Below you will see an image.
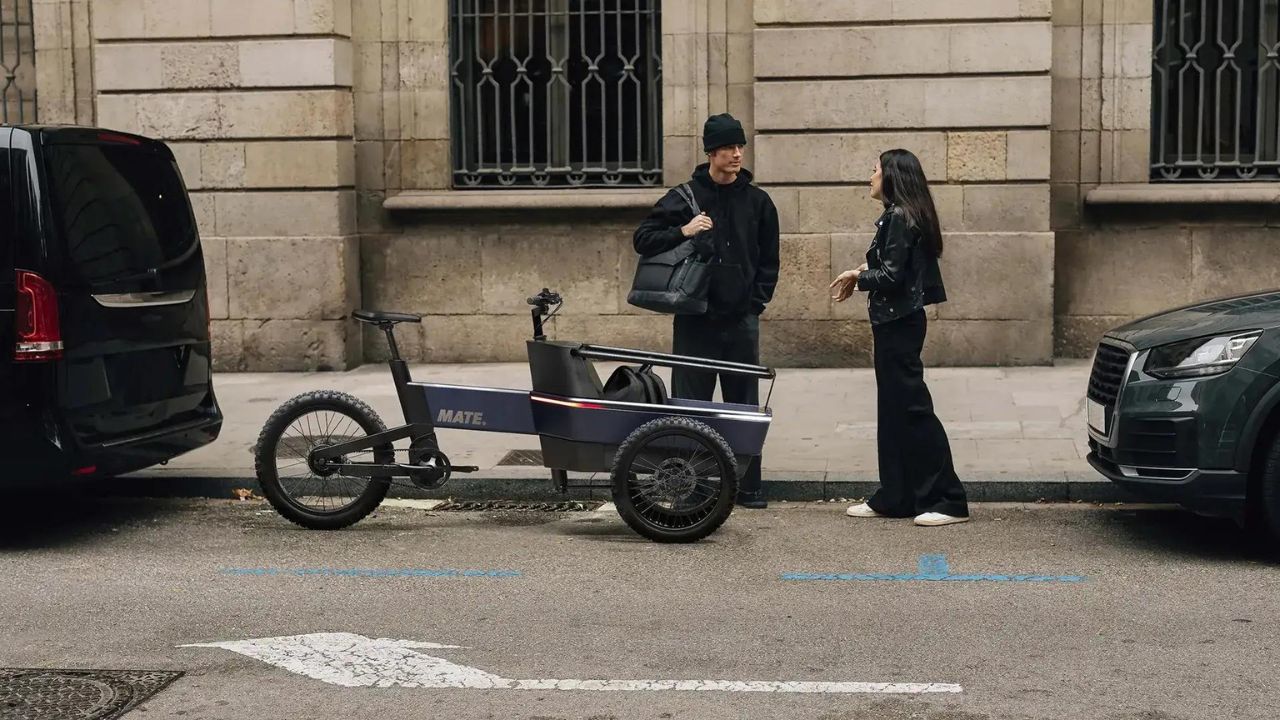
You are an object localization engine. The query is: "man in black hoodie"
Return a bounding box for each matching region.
[632,113,781,509]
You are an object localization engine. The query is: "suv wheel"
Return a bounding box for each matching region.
[1256,435,1280,551]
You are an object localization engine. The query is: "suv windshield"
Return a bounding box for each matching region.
[42,143,200,292]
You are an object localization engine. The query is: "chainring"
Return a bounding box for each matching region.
[408,448,453,489]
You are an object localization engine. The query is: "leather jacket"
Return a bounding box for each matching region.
[856,205,947,326]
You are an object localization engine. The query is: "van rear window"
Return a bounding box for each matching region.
[42,144,200,290]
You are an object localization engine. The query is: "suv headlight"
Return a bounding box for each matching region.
[1145,331,1262,379]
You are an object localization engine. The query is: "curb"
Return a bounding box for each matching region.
[109,471,1134,504]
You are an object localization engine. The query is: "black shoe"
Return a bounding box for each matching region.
[736,492,768,509]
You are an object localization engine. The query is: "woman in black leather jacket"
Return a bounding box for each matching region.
[829,149,970,527]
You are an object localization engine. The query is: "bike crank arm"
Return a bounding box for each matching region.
[328,462,480,478]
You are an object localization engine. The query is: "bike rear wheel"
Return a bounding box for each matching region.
[254,391,393,530]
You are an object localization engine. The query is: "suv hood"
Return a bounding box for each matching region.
[1107,290,1280,350]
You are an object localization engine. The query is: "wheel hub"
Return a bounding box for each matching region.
[307,442,343,477]
[652,457,698,500]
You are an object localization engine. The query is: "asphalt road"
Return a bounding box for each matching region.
[1,494,1277,720]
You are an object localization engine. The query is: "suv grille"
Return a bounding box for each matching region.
[1087,342,1131,406]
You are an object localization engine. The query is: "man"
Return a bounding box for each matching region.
[632,113,781,508]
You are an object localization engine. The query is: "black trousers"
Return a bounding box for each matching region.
[671,313,763,496]
[867,310,969,518]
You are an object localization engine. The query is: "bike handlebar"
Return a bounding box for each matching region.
[527,288,562,307]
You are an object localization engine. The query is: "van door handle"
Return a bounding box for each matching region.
[91,289,197,308]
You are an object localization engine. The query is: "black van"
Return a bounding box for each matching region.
[0,126,221,484]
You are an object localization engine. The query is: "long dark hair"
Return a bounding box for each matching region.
[879,149,943,257]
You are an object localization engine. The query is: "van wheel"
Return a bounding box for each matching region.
[611,416,737,543]
[254,391,393,530]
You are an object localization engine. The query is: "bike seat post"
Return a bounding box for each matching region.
[380,322,431,429]
[381,322,402,361]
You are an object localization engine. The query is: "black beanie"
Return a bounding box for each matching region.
[702,113,747,152]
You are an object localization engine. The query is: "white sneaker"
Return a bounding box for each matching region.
[913,512,970,527]
[845,503,886,518]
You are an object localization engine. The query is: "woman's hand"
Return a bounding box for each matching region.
[830,264,870,302]
[830,268,861,302]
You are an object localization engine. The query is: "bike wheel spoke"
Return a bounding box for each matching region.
[272,408,381,515]
[621,428,737,532]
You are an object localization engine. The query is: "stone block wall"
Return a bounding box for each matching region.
[84,0,359,371]
[36,0,1259,368]
[31,0,91,124]
[349,0,450,223]
[751,0,1056,365]
[363,0,1058,368]
[1049,1,1280,357]
[360,214,668,363]
[1050,0,1153,243]
[355,0,782,365]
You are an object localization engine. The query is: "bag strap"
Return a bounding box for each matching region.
[637,364,664,404]
[674,182,700,216]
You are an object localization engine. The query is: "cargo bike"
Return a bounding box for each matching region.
[253,289,775,543]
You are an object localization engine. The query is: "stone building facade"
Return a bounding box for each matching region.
[15,0,1280,370]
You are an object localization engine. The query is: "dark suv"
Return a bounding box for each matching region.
[0,126,221,484]
[1086,291,1280,541]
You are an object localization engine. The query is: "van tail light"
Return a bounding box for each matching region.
[14,270,64,362]
[97,131,142,145]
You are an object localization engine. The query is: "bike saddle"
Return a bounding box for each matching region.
[352,309,422,324]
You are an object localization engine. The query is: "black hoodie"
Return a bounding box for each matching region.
[633,164,780,317]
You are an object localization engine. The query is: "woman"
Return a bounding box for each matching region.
[829,149,969,527]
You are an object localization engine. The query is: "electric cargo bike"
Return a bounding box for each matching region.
[253,290,775,543]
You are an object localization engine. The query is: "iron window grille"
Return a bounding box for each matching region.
[1152,0,1280,181]
[1,0,36,123]
[449,0,663,189]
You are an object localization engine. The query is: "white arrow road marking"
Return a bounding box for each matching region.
[182,632,962,695]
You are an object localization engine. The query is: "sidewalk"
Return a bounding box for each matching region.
[123,360,1126,503]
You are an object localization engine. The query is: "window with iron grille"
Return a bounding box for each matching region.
[1152,1,1280,181]
[449,0,662,189]
[1,0,37,123]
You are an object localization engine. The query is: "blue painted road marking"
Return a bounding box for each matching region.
[781,555,1084,583]
[917,554,949,577]
[221,568,522,578]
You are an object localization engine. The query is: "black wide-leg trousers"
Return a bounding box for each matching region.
[866,310,969,518]
[670,313,763,496]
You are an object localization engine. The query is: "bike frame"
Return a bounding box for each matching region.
[307,322,450,478]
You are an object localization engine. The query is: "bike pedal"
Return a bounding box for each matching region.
[453,465,480,473]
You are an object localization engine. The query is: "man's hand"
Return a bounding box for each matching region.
[681,212,714,238]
